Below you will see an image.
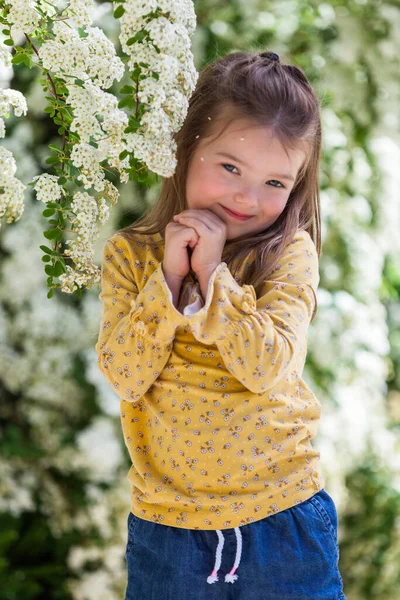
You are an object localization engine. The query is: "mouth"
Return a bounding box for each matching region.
[220,205,254,221]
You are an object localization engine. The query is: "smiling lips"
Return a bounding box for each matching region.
[221,205,254,220]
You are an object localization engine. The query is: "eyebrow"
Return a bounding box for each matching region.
[216,152,295,182]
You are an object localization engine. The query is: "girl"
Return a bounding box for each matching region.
[96,51,346,600]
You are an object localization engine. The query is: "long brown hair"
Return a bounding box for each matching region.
[116,50,322,297]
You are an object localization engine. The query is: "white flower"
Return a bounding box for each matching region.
[32,174,63,204]
[0,88,28,136]
[85,27,125,89]
[0,46,12,68]
[70,143,106,191]
[0,147,25,228]
[118,0,198,176]
[66,0,94,28]
[0,89,28,118]
[7,0,40,38]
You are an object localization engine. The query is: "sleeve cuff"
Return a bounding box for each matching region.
[186,262,257,344]
[183,282,205,315]
[128,262,189,342]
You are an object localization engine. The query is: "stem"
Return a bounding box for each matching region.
[52,4,71,19]
[25,33,68,168]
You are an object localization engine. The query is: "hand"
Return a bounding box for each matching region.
[163,219,200,281]
[172,208,227,279]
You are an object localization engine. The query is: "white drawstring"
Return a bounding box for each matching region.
[207,527,243,584]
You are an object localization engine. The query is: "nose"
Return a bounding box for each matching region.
[234,185,258,207]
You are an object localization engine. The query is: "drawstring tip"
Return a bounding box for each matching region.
[208,527,242,585]
[224,572,239,583]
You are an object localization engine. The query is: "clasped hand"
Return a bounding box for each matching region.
[173,208,227,279]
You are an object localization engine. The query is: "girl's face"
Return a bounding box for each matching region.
[185,117,306,240]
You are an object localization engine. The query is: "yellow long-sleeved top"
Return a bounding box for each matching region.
[95,229,325,530]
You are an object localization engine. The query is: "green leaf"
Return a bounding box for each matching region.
[129,67,141,81]
[43,228,59,240]
[20,54,32,67]
[43,228,62,241]
[45,156,59,165]
[4,39,14,46]
[47,288,55,298]
[118,96,136,109]
[12,54,27,65]
[54,261,65,277]
[45,264,55,276]
[113,5,125,18]
[35,5,47,17]
[120,85,134,94]
[127,31,146,46]
[48,144,61,153]
[119,150,129,160]
[42,255,51,262]
[40,245,55,255]
[118,96,130,109]
[2,29,10,35]
[42,208,56,217]
[58,177,67,185]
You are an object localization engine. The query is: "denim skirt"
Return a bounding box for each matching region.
[124,488,346,600]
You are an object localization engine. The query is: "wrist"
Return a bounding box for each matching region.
[196,268,217,302]
[161,263,184,309]
[196,264,219,286]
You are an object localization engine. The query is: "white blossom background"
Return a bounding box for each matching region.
[1,0,400,599]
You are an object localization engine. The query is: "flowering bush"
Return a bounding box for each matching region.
[1,1,400,599]
[0,0,198,296]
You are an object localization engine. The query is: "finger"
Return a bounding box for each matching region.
[175,211,226,232]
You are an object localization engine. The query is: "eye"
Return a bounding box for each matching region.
[222,163,239,174]
[222,164,285,188]
[268,180,285,188]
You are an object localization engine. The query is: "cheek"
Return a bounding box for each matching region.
[189,168,226,200]
[261,194,288,215]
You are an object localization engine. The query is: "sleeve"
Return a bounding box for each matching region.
[185,229,319,394]
[95,234,188,402]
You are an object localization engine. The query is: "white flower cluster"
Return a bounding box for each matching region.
[39,22,124,90]
[34,17,127,291]
[0,147,25,230]
[32,173,63,203]
[58,179,118,293]
[70,143,106,191]
[0,88,27,229]
[0,46,12,68]
[0,88,28,138]
[3,0,199,293]
[34,0,93,27]
[6,0,40,38]
[66,0,94,28]
[117,0,198,176]
[66,81,129,188]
